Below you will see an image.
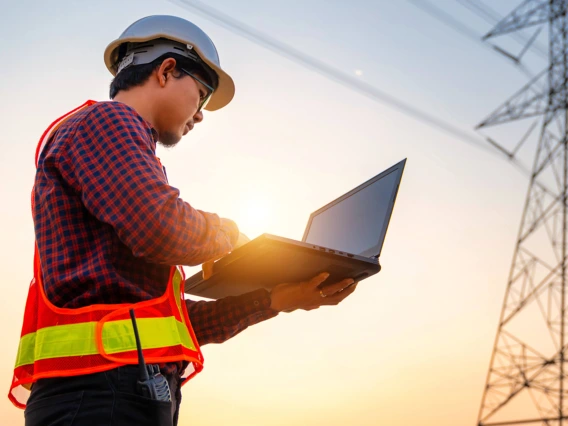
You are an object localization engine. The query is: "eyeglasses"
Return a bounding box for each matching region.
[180,68,215,112]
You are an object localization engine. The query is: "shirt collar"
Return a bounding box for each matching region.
[113,101,159,149]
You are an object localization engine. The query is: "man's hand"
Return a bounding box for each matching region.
[202,232,251,280]
[269,272,357,313]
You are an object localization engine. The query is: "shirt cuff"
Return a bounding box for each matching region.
[241,288,279,322]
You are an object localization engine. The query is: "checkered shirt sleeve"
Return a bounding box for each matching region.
[186,289,279,345]
[58,102,238,267]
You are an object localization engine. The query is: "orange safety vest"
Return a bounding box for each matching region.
[9,101,204,409]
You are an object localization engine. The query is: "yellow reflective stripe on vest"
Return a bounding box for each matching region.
[15,316,195,368]
[102,316,195,354]
[172,269,183,314]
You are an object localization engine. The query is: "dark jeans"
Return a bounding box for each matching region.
[24,365,181,426]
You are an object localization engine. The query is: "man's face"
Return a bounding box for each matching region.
[154,61,211,147]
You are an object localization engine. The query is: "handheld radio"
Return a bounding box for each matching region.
[129,309,172,402]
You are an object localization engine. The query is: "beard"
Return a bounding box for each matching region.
[158,131,181,148]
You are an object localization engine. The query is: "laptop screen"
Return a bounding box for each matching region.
[302,160,405,258]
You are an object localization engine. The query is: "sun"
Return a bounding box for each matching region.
[236,195,272,239]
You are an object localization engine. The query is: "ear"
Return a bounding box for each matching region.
[155,58,177,87]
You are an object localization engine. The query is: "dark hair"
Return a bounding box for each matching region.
[109,52,218,99]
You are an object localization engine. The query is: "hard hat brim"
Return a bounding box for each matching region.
[104,35,235,111]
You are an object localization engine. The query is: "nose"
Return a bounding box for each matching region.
[193,110,204,124]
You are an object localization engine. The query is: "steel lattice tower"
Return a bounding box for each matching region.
[478,1,568,425]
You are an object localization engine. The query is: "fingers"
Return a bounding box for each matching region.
[307,272,330,288]
[324,283,358,305]
[202,254,227,280]
[320,278,354,296]
[202,260,215,280]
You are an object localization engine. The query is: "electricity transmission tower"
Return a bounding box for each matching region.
[477,1,568,425]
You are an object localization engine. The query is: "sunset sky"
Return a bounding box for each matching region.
[0,1,554,425]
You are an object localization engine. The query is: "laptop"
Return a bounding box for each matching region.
[184,159,406,299]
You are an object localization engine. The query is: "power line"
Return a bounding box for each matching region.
[167,0,525,162]
[400,0,546,176]
[168,0,536,179]
[458,0,503,22]
[407,0,489,43]
[405,0,538,80]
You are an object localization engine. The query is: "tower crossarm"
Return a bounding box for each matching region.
[477,69,549,128]
[483,0,551,40]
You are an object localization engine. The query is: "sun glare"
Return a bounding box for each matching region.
[237,196,272,238]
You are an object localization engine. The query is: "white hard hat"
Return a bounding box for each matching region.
[104,15,235,111]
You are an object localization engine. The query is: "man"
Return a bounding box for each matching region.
[11,15,357,426]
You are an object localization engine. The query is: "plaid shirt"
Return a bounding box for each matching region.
[33,101,278,350]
